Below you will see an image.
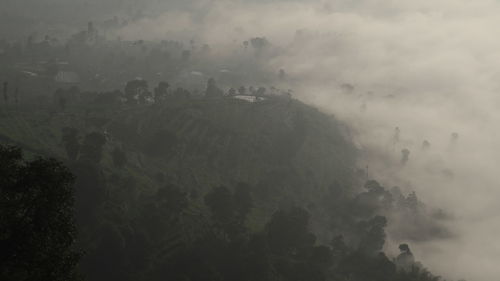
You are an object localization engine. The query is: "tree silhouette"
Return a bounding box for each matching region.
[205,186,234,225]
[62,127,80,161]
[124,79,149,105]
[401,148,410,165]
[205,78,223,98]
[395,244,415,271]
[238,86,246,95]
[111,147,127,168]
[0,145,81,281]
[266,207,316,256]
[154,81,169,103]
[358,216,387,255]
[233,183,253,222]
[205,185,254,240]
[3,81,8,104]
[80,132,107,163]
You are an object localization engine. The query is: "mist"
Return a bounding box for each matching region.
[106,1,500,280]
[3,0,500,280]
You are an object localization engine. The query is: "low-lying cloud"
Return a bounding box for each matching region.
[113,1,500,280]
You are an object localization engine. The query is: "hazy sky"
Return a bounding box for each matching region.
[5,0,500,280]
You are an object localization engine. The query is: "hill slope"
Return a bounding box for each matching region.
[0,94,443,281]
[0,94,358,223]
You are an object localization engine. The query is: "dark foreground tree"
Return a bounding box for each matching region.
[0,145,81,281]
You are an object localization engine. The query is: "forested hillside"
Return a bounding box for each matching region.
[0,85,444,281]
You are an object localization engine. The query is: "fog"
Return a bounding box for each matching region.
[4,0,500,280]
[108,1,500,280]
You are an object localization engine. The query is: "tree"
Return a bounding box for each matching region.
[154,81,169,103]
[143,130,177,158]
[0,145,81,281]
[233,183,253,221]
[249,86,256,95]
[330,235,349,259]
[173,87,191,99]
[401,148,410,165]
[422,140,430,150]
[227,88,236,97]
[404,192,419,212]
[353,180,393,216]
[111,147,127,168]
[14,87,19,105]
[62,127,80,161]
[157,184,188,218]
[141,184,188,242]
[358,216,387,255]
[256,87,267,97]
[266,207,316,256]
[250,37,270,54]
[279,69,286,80]
[205,78,223,98]
[393,127,400,145]
[395,244,415,271]
[3,81,8,104]
[204,185,253,240]
[124,79,149,105]
[83,223,126,281]
[237,86,246,95]
[80,132,107,163]
[54,88,67,111]
[70,159,106,228]
[205,186,234,225]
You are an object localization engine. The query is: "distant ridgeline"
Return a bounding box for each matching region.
[0,82,449,281]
